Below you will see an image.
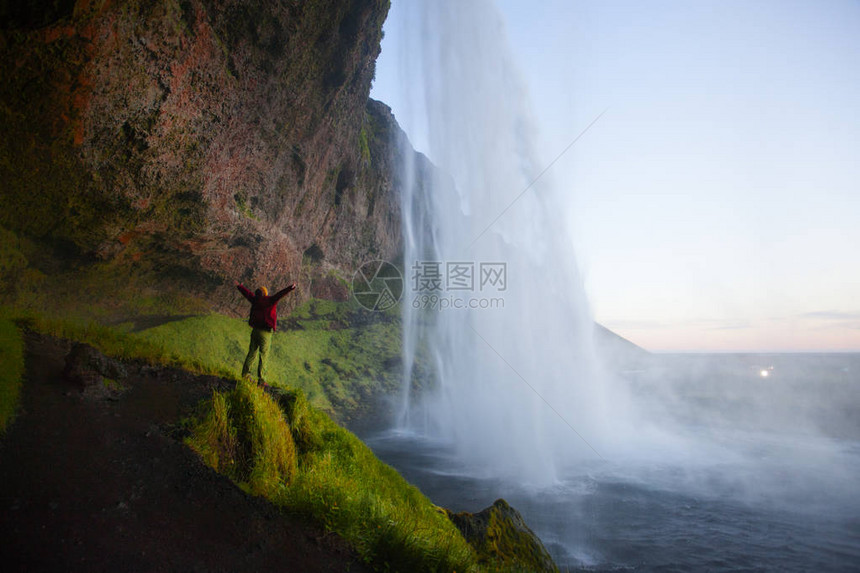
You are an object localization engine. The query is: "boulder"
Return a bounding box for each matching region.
[444,498,559,573]
[63,343,128,389]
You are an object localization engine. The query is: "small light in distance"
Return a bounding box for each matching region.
[760,369,770,378]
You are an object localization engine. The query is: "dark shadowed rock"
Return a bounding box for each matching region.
[63,342,128,389]
[444,498,559,573]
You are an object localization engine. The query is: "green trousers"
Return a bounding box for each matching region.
[242,327,272,382]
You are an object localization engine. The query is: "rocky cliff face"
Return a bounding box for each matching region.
[0,0,402,299]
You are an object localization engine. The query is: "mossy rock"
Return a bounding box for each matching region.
[445,498,559,573]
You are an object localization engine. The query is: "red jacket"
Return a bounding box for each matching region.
[237,284,295,331]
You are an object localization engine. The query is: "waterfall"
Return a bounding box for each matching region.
[397,0,607,485]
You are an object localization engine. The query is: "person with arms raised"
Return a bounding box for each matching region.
[236,281,297,386]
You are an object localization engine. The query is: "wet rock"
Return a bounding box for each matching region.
[444,498,559,573]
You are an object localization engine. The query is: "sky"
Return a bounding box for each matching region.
[370,0,860,353]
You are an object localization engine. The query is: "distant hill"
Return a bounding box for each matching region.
[593,322,651,371]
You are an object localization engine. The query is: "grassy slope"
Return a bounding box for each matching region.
[1,227,401,420]
[135,301,401,417]
[0,228,543,572]
[187,379,476,571]
[6,301,402,422]
[0,231,479,570]
[0,306,478,571]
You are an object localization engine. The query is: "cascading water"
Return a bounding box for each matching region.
[397,0,609,485]
[372,3,860,568]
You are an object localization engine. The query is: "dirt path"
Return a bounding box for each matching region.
[0,332,368,572]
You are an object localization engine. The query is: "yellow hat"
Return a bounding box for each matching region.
[259,286,268,296]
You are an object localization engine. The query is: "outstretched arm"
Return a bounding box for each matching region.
[271,282,297,302]
[236,282,254,302]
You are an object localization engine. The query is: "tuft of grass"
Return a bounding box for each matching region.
[190,391,237,470]
[188,379,297,496]
[0,317,25,434]
[278,408,477,572]
[275,387,323,453]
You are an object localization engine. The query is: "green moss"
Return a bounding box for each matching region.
[233,191,259,220]
[359,124,371,165]
[0,316,25,434]
[485,503,557,572]
[101,377,124,391]
[446,500,559,573]
[327,268,350,290]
